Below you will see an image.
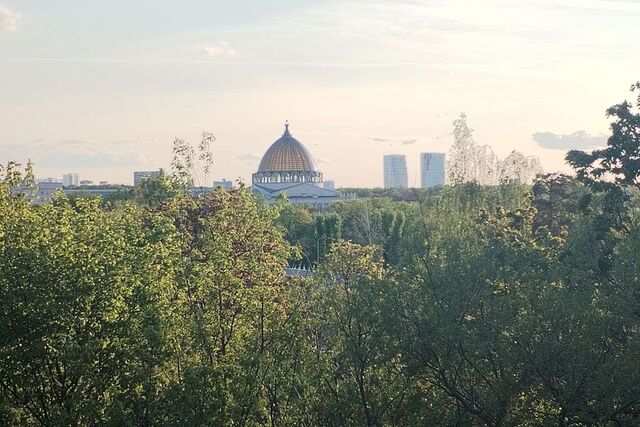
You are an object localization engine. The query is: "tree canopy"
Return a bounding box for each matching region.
[3,86,640,425]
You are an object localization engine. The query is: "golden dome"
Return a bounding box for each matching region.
[257,123,318,172]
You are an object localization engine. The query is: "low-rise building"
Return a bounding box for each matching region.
[36,180,63,204]
[213,179,234,190]
[133,170,162,186]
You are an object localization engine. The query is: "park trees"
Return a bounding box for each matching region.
[4,83,640,425]
[153,188,293,425]
[448,114,542,186]
[531,173,591,234]
[567,82,640,192]
[0,166,296,425]
[293,242,414,426]
[392,189,546,425]
[0,186,171,424]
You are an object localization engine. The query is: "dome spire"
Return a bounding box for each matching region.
[284,120,290,136]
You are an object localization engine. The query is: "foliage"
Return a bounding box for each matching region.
[312,211,342,264]
[448,113,499,185]
[448,113,542,185]
[135,172,182,206]
[0,160,36,201]
[0,170,294,425]
[171,131,215,188]
[3,168,640,425]
[567,82,640,191]
[4,88,640,424]
[531,173,591,234]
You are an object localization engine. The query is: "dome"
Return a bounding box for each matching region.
[253,123,323,185]
[257,123,318,172]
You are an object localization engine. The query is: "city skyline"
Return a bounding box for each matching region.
[1,1,639,186]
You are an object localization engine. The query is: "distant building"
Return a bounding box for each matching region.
[323,180,335,190]
[251,123,342,210]
[213,179,234,190]
[420,152,446,188]
[62,173,79,187]
[383,154,408,189]
[79,180,93,186]
[133,170,162,186]
[36,180,63,204]
[99,180,108,185]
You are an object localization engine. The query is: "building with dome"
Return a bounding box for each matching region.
[252,123,342,209]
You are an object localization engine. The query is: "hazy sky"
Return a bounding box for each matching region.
[1,0,638,186]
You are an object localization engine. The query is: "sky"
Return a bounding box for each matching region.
[0,0,639,187]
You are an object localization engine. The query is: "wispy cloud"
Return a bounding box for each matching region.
[532,130,608,150]
[238,153,261,165]
[552,0,640,13]
[401,138,417,145]
[0,139,149,168]
[369,137,390,143]
[0,57,484,69]
[0,4,21,32]
[197,41,235,57]
[106,136,157,146]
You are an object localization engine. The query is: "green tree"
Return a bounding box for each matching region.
[0,191,169,425]
[312,212,342,264]
[306,242,413,426]
[381,208,405,265]
[567,82,640,192]
[531,172,591,234]
[135,172,182,206]
[400,207,537,425]
[151,189,294,425]
[274,198,314,267]
[171,131,215,188]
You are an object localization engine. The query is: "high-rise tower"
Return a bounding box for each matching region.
[420,152,446,188]
[383,154,408,189]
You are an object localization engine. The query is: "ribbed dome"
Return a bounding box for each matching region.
[257,124,318,172]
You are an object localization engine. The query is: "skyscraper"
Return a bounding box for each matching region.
[383,154,408,189]
[62,173,79,187]
[420,153,446,188]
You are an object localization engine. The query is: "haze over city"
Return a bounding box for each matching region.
[1,0,639,186]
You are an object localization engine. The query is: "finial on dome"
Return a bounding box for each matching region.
[284,120,290,136]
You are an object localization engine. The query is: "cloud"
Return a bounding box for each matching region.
[317,157,332,165]
[107,136,157,146]
[197,41,235,57]
[0,5,21,32]
[238,153,261,165]
[0,139,150,168]
[555,0,640,13]
[532,130,608,150]
[369,137,390,143]
[401,138,417,145]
